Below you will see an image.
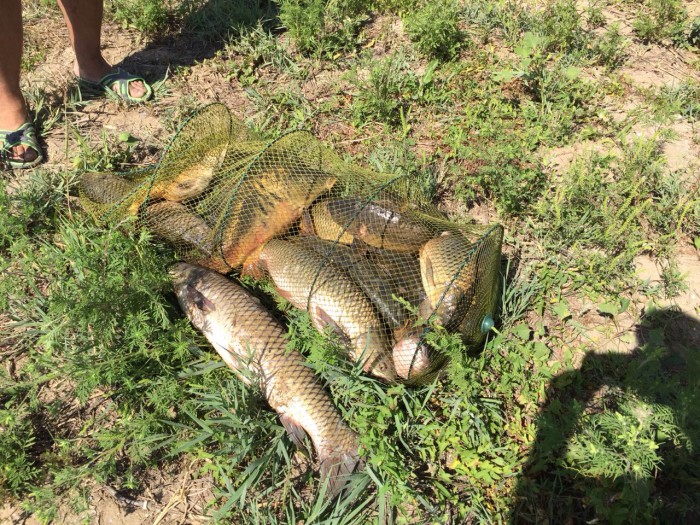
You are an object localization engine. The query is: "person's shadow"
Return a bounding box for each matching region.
[510,306,700,524]
[117,0,279,90]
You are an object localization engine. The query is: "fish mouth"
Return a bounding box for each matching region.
[168,262,192,279]
[367,355,398,382]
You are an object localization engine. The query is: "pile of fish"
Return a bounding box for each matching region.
[79,103,504,498]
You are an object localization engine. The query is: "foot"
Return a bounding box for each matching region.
[0,97,39,165]
[74,58,148,100]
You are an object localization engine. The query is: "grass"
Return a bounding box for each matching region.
[2,0,700,523]
[403,0,467,61]
[349,51,447,129]
[632,0,688,45]
[276,0,367,57]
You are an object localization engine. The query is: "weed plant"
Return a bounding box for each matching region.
[632,0,688,44]
[182,0,278,40]
[652,81,700,121]
[536,0,588,54]
[4,1,700,523]
[403,0,466,61]
[109,0,173,35]
[226,23,301,86]
[532,134,696,289]
[276,0,367,57]
[350,52,446,128]
[593,25,628,70]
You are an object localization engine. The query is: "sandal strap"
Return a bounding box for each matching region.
[91,68,153,102]
[0,122,43,169]
[0,122,37,149]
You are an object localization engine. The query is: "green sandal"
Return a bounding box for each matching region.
[78,68,153,104]
[0,122,43,170]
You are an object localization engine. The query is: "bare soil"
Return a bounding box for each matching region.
[0,464,215,525]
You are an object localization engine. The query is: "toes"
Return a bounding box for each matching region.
[107,79,147,99]
[128,80,147,99]
[10,144,38,163]
[108,79,147,100]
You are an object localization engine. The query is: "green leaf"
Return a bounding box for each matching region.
[618,297,630,314]
[513,323,531,341]
[597,301,619,316]
[492,68,521,82]
[553,301,571,321]
[694,236,700,251]
[620,332,636,346]
[562,66,580,80]
[422,59,439,85]
[516,32,546,56]
[533,342,550,361]
[118,132,139,145]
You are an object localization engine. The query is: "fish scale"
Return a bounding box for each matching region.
[297,236,411,329]
[170,263,360,498]
[257,239,397,382]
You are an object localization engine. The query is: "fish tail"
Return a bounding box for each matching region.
[319,450,362,500]
[300,207,315,235]
[240,245,266,278]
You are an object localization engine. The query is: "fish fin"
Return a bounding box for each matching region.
[300,208,315,236]
[195,255,230,274]
[241,247,265,279]
[313,307,348,342]
[358,223,368,238]
[276,286,294,303]
[424,255,436,290]
[279,414,311,452]
[319,451,363,500]
[186,284,216,313]
[392,322,416,342]
[322,175,337,192]
[349,237,371,256]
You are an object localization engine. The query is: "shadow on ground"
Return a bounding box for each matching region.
[117,0,278,87]
[511,307,700,523]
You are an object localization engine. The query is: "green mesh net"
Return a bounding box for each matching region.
[79,103,504,384]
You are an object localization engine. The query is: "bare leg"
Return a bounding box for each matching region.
[0,0,38,163]
[56,0,146,98]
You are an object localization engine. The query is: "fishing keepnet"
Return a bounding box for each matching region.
[79,103,504,384]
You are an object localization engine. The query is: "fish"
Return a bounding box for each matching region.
[144,201,214,255]
[256,239,397,382]
[453,226,503,346]
[143,202,230,273]
[419,233,477,328]
[303,201,354,245]
[218,166,336,268]
[170,263,361,498]
[392,328,433,381]
[148,143,228,202]
[80,171,150,216]
[366,247,426,309]
[80,141,225,220]
[298,237,411,330]
[325,198,436,252]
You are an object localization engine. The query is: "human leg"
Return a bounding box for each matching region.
[0,0,40,165]
[57,0,149,100]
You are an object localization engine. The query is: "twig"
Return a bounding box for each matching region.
[337,134,382,144]
[152,459,200,525]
